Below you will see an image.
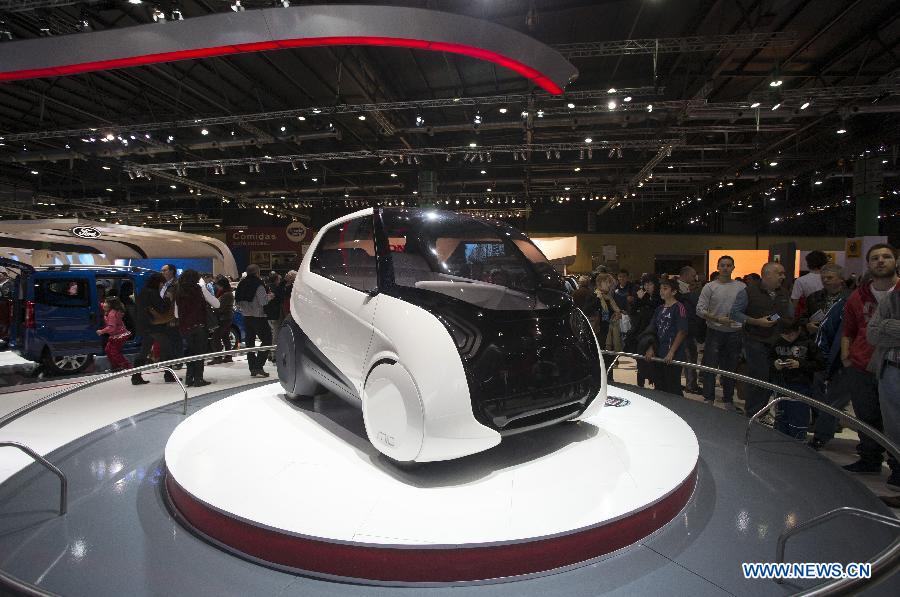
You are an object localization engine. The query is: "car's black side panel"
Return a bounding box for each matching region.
[382,285,603,433]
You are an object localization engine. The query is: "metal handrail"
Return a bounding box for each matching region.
[0,345,275,597]
[0,345,276,516]
[775,507,900,589]
[0,442,66,515]
[601,349,900,596]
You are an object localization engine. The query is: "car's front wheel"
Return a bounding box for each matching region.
[43,350,94,376]
[362,361,425,463]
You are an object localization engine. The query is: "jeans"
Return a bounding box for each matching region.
[183,326,207,384]
[843,366,891,466]
[655,362,683,396]
[164,326,184,361]
[775,382,811,439]
[742,337,772,417]
[683,337,698,389]
[879,364,900,461]
[812,368,849,443]
[243,316,272,372]
[701,330,742,403]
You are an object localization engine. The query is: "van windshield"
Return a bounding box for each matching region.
[381,209,559,311]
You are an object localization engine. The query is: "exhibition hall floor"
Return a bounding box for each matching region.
[0,375,897,595]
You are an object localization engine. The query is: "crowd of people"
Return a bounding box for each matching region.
[572,245,900,504]
[99,263,296,388]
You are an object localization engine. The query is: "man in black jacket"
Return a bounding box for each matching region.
[730,262,792,417]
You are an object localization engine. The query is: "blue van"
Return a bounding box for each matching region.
[2,259,245,376]
[3,260,153,375]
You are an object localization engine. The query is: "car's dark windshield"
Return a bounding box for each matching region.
[381,209,559,311]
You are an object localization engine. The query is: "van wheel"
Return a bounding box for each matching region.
[43,350,93,376]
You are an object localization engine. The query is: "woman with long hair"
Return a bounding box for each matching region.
[629,274,662,388]
[132,272,173,384]
[175,269,220,387]
[208,277,235,365]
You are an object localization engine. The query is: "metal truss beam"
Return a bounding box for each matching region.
[137,139,685,172]
[0,88,662,142]
[0,0,97,12]
[555,32,798,58]
[122,165,243,200]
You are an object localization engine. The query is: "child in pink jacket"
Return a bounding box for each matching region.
[97,297,133,371]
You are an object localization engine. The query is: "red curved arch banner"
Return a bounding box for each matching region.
[0,6,577,95]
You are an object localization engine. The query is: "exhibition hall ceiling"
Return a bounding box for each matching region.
[0,0,897,235]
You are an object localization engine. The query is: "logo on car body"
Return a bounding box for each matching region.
[71,226,101,239]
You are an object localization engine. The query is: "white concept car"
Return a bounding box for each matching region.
[276,208,606,462]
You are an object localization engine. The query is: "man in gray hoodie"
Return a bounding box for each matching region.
[867,279,900,503]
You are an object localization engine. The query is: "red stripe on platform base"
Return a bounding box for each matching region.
[0,36,564,95]
[165,463,697,584]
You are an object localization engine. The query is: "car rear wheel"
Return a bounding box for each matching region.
[43,350,93,376]
[276,316,321,399]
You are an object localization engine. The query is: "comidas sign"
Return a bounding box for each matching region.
[285,221,308,243]
[71,226,101,239]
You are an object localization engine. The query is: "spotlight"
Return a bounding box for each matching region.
[608,148,616,158]
[836,128,847,134]
[200,128,209,135]
[291,161,299,171]
[623,96,632,103]
[379,157,389,165]
[358,115,366,121]
[415,114,425,127]
[750,102,761,108]
[771,103,781,111]
[607,100,617,110]
[554,150,560,160]
[769,79,783,87]
[546,150,552,160]
[499,107,508,114]
[473,112,482,126]
[302,161,308,170]
[607,87,617,93]
[800,101,810,110]
[231,1,244,12]
[647,104,653,113]
[486,152,492,163]
[584,137,592,144]
[567,102,575,109]
[536,110,544,118]
[616,148,623,158]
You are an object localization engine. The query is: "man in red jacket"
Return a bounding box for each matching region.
[841,243,900,475]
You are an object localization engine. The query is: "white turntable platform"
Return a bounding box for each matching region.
[164,384,698,584]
